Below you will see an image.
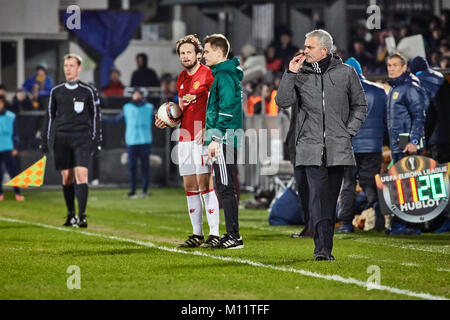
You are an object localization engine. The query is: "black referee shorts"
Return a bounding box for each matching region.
[53,132,91,171]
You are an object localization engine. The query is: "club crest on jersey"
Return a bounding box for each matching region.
[193,81,200,90]
[74,101,84,113]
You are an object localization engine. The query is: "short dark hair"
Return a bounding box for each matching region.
[387,53,407,65]
[36,65,47,73]
[0,95,6,105]
[204,34,230,58]
[176,34,203,55]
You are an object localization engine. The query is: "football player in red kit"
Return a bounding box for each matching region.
[155,35,220,248]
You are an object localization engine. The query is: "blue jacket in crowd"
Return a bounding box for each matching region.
[387,72,427,154]
[22,74,54,97]
[410,56,449,146]
[103,99,154,146]
[345,57,387,153]
[0,110,19,152]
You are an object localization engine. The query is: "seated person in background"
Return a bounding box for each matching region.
[102,68,125,97]
[22,65,54,109]
[11,89,38,150]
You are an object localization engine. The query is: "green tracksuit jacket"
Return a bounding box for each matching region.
[205,57,244,148]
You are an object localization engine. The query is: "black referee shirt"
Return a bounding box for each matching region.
[42,81,102,146]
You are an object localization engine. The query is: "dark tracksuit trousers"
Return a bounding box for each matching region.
[127,144,151,194]
[294,166,311,230]
[304,165,344,256]
[213,143,239,238]
[0,151,21,195]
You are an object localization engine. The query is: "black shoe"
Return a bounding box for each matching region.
[63,215,78,227]
[313,252,335,261]
[178,234,205,248]
[211,233,244,249]
[76,216,88,228]
[127,192,138,199]
[291,228,314,238]
[200,235,220,248]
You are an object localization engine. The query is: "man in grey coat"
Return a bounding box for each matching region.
[275,29,367,260]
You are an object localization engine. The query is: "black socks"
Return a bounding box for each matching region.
[76,183,88,219]
[63,184,75,216]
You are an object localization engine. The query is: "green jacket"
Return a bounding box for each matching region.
[205,57,244,148]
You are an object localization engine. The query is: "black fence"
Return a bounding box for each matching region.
[11,90,179,187]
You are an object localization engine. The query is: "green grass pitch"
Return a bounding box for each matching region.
[0,188,448,300]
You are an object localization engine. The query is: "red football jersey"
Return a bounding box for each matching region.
[176,64,214,141]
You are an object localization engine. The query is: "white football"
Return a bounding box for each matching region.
[157,102,182,128]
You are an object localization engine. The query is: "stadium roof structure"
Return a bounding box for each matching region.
[161,0,338,5]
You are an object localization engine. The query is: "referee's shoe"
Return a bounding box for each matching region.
[63,214,78,227]
[76,216,88,228]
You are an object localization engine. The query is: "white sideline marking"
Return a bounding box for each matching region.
[0,216,447,301]
[352,238,450,255]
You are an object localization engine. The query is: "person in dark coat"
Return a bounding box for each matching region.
[338,57,387,233]
[130,53,160,88]
[409,56,450,164]
[410,56,450,233]
[386,53,427,164]
[276,29,367,260]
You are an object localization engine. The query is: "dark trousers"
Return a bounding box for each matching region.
[304,165,344,256]
[127,144,151,194]
[339,153,384,229]
[294,166,310,229]
[429,144,450,164]
[0,151,21,195]
[213,144,239,238]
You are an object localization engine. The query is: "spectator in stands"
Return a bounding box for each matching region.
[159,73,178,104]
[352,40,375,74]
[271,26,299,70]
[22,65,53,109]
[11,89,37,150]
[440,42,450,57]
[265,45,283,74]
[0,94,24,201]
[338,57,387,234]
[429,26,445,54]
[262,83,278,116]
[440,56,450,70]
[0,84,12,110]
[102,88,154,198]
[102,68,125,97]
[430,52,442,68]
[130,53,160,88]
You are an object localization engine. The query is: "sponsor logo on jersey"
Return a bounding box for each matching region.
[182,93,197,106]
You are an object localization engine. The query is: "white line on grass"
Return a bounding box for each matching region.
[0,216,447,301]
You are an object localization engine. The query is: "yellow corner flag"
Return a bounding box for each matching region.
[4,156,47,188]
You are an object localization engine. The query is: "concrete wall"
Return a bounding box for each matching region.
[0,0,60,34]
[70,39,182,87]
[324,0,347,52]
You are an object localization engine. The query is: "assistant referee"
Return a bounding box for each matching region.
[41,54,102,228]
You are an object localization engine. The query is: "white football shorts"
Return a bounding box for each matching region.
[178,140,211,176]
